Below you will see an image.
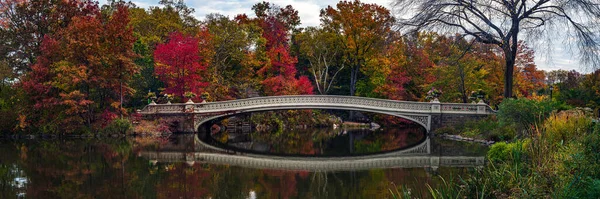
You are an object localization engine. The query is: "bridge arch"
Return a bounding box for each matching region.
[194,106,430,134]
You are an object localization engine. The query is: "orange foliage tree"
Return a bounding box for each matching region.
[320,0,395,96]
[20,3,137,132]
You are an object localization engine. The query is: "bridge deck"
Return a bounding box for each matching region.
[141,95,495,115]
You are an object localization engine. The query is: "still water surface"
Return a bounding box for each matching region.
[0,123,487,198]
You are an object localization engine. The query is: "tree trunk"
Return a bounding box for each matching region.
[458,65,467,103]
[503,47,515,99]
[504,22,520,99]
[350,64,357,96]
[120,80,123,119]
[349,62,359,121]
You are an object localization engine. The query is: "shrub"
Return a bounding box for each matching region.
[497,98,567,132]
[582,123,600,177]
[459,117,515,140]
[487,142,509,162]
[102,118,133,135]
[487,140,528,163]
[583,179,600,198]
[543,110,593,145]
[488,125,517,141]
[133,120,171,135]
[435,126,458,135]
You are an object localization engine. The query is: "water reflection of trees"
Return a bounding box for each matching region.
[0,139,160,198]
[151,162,464,199]
[0,137,476,198]
[215,125,425,156]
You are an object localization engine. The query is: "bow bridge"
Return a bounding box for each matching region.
[138,95,495,133]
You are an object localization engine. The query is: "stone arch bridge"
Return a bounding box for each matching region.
[138,95,495,133]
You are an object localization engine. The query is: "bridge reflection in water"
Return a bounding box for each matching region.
[139,134,485,172]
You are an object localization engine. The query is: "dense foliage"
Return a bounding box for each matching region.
[393,102,600,198]
[497,98,564,132]
[0,1,598,135]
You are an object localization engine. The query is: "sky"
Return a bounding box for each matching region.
[98,0,586,72]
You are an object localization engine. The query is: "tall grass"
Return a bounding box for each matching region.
[389,106,600,198]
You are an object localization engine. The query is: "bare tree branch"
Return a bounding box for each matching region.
[393,0,600,98]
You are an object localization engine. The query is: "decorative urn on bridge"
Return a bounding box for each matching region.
[469,89,487,104]
[426,87,442,103]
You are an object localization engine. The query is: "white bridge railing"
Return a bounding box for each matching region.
[140,151,485,171]
[139,95,495,115]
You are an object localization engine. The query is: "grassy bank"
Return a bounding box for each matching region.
[391,99,600,198]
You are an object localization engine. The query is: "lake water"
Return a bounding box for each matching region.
[0,112,487,198]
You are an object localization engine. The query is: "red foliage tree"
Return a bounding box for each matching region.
[256,10,313,95]
[154,32,209,100]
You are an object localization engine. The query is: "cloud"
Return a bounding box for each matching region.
[189,0,258,19]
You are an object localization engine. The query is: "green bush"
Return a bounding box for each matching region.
[583,179,600,198]
[582,123,600,177]
[102,118,133,135]
[497,99,567,132]
[448,117,516,141]
[457,117,497,137]
[487,142,508,162]
[487,140,528,163]
[489,125,517,141]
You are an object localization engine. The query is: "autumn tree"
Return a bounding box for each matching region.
[203,13,265,100]
[369,38,411,100]
[546,69,569,85]
[578,70,600,111]
[513,41,545,98]
[320,0,395,96]
[555,70,589,106]
[19,3,137,132]
[247,2,313,96]
[426,35,499,103]
[259,17,313,95]
[154,32,208,100]
[0,59,12,89]
[394,0,600,99]
[127,2,198,107]
[126,1,207,106]
[396,33,438,100]
[128,0,198,47]
[251,1,300,32]
[0,0,99,75]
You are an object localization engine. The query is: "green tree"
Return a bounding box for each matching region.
[296,27,345,94]
[128,1,198,48]
[204,13,265,100]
